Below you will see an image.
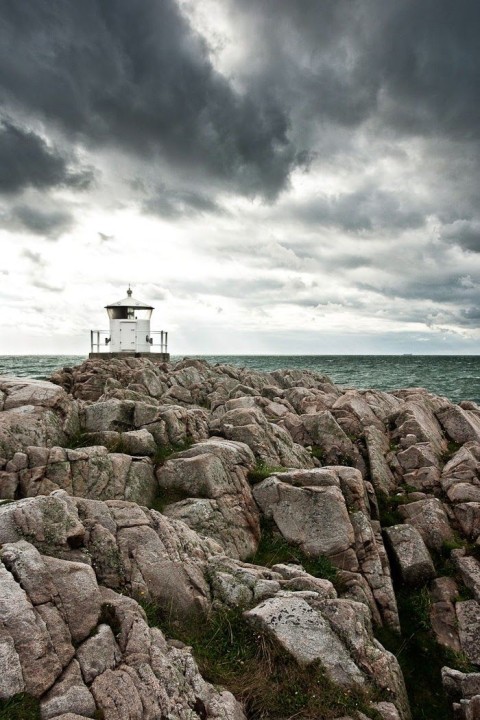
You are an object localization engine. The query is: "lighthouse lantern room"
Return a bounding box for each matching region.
[89,287,169,359]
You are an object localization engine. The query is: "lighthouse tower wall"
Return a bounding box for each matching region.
[110,318,151,353]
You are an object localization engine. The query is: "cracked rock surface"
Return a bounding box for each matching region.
[2,357,480,718]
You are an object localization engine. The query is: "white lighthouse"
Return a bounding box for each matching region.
[89,287,169,359]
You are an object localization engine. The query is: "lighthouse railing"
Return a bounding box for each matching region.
[90,330,111,353]
[148,331,168,354]
[89,329,168,354]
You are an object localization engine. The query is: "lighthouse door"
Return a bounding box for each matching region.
[119,321,136,352]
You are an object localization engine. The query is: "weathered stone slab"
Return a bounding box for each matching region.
[253,476,356,566]
[398,498,454,551]
[245,594,364,685]
[456,600,480,665]
[365,425,397,496]
[383,524,435,585]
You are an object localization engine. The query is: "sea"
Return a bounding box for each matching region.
[1,355,480,405]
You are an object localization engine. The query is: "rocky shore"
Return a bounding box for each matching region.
[1,357,480,720]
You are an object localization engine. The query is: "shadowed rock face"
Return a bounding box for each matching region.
[0,538,246,720]
[4,357,480,718]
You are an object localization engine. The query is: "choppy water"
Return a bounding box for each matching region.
[0,354,479,405]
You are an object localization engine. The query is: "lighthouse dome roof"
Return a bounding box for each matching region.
[105,287,154,310]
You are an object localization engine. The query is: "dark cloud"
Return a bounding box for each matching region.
[9,204,73,238]
[285,186,426,233]
[461,307,480,321]
[357,269,480,310]
[230,0,379,137]
[0,119,94,195]
[0,0,298,198]
[372,2,480,140]
[441,221,480,253]
[234,0,480,143]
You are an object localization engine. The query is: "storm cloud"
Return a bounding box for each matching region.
[2,0,480,353]
[8,204,73,238]
[0,119,93,195]
[0,0,299,198]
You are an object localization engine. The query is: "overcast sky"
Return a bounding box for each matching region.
[1,0,480,355]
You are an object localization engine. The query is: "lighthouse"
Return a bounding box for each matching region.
[89,287,169,359]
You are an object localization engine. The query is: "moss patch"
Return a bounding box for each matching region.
[247,519,338,585]
[152,441,193,466]
[0,694,40,720]
[310,446,325,462]
[247,463,288,484]
[64,430,96,449]
[377,491,412,527]
[441,441,462,463]
[149,488,190,514]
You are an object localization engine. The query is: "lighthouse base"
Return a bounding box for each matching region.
[88,352,170,361]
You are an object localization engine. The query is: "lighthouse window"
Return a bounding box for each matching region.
[127,307,134,319]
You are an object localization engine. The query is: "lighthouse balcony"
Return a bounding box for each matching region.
[89,329,170,360]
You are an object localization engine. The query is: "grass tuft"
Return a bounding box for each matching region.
[140,604,383,720]
[152,441,193,466]
[310,446,325,462]
[0,694,40,720]
[247,519,338,585]
[441,441,462,464]
[377,486,417,528]
[375,585,474,720]
[64,430,96,449]
[247,463,288,484]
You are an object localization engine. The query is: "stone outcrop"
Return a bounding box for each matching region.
[252,467,400,629]
[442,666,480,720]
[157,438,259,559]
[245,592,410,719]
[383,524,436,586]
[253,469,358,568]
[4,357,480,718]
[0,377,79,461]
[0,491,220,619]
[0,538,246,720]
[213,405,315,468]
[1,445,157,506]
[398,497,454,552]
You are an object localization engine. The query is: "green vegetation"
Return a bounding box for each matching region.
[376,585,474,720]
[377,493,406,527]
[65,430,96,449]
[429,536,464,577]
[148,441,194,512]
[65,431,129,453]
[247,463,288,484]
[310,446,325,462]
[0,694,40,720]
[141,603,383,720]
[377,484,420,526]
[441,441,462,464]
[247,519,338,585]
[149,488,190,514]
[152,440,192,465]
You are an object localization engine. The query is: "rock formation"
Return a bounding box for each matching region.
[1,357,480,718]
